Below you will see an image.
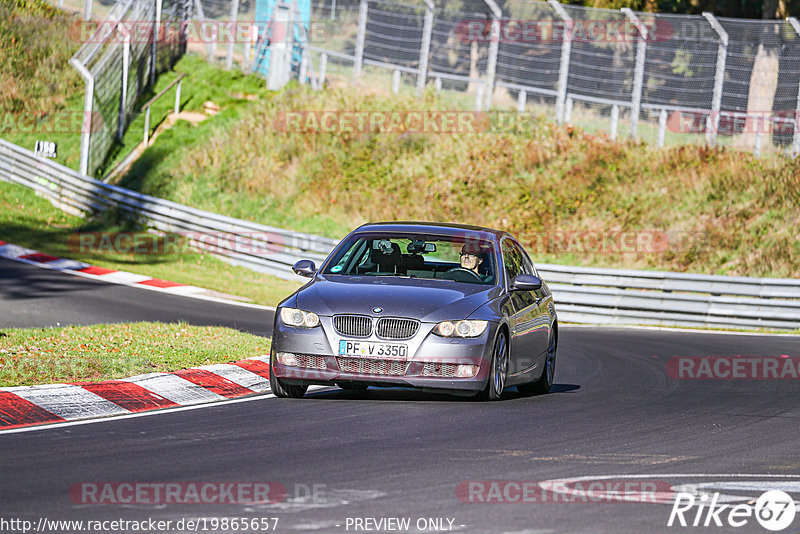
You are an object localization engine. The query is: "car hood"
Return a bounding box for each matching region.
[296,275,502,322]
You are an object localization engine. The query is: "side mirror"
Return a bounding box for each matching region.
[292,259,317,278]
[512,274,542,291]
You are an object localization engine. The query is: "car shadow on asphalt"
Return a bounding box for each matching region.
[304,383,581,402]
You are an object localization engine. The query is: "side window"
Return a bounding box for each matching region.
[501,240,524,283]
[514,242,535,276]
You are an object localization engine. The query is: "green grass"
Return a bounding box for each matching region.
[0,2,274,176]
[0,0,84,169]
[0,322,270,387]
[99,54,276,178]
[0,180,303,306]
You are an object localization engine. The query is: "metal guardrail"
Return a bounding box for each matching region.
[1,137,798,330]
[142,73,186,146]
[0,138,336,281]
[538,264,800,331]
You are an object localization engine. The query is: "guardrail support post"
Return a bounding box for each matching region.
[416,0,434,95]
[226,0,240,69]
[564,95,573,124]
[319,52,328,84]
[243,24,252,69]
[622,8,646,139]
[70,58,94,177]
[610,104,619,140]
[391,69,400,93]
[549,0,572,125]
[788,17,800,157]
[434,76,441,92]
[475,83,484,111]
[353,0,368,78]
[175,78,182,114]
[657,108,667,147]
[144,106,151,146]
[150,0,163,84]
[299,54,308,84]
[754,117,763,157]
[703,12,728,147]
[517,89,526,112]
[83,0,92,21]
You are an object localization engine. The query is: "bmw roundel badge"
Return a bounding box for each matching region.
[372,307,383,313]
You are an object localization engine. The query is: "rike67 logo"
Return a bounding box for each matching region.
[668,490,796,531]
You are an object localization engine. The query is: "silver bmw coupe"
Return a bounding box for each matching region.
[270,222,558,400]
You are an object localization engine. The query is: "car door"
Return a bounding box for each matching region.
[501,239,543,376]
[519,245,552,367]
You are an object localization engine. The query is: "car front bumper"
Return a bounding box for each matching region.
[271,317,499,393]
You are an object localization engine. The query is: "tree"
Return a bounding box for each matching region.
[739,0,786,150]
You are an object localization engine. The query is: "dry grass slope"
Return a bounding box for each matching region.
[125,82,800,278]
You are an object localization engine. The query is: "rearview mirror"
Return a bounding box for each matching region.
[408,241,436,254]
[292,259,317,277]
[511,274,542,291]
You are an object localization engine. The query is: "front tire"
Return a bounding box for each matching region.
[518,326,557,396]
[476,332,508,401]
[269,353,308,398]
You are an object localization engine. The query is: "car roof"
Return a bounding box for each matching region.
[353,221,510,241]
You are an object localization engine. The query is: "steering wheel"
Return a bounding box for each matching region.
[443,267,483,283]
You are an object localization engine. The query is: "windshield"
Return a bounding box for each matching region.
[323,233,497,285]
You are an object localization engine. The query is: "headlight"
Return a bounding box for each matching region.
[433,320,488,338]
[280,307,320,328]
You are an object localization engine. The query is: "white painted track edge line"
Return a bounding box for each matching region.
[0,249,276,311]
[560,323,799,337]
[0,386,332,435]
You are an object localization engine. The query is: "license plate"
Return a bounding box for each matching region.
[338,340,408,360]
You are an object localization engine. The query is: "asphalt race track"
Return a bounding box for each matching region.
[1,260,800,533]
[0,258,275,336]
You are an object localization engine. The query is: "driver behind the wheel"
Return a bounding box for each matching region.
[459,244,483,274]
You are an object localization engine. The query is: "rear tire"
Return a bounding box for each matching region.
[269,353,308,398]
[476,332,508,401]
[518,326,557,396]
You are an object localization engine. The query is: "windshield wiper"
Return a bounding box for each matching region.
[364,272,417,278]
